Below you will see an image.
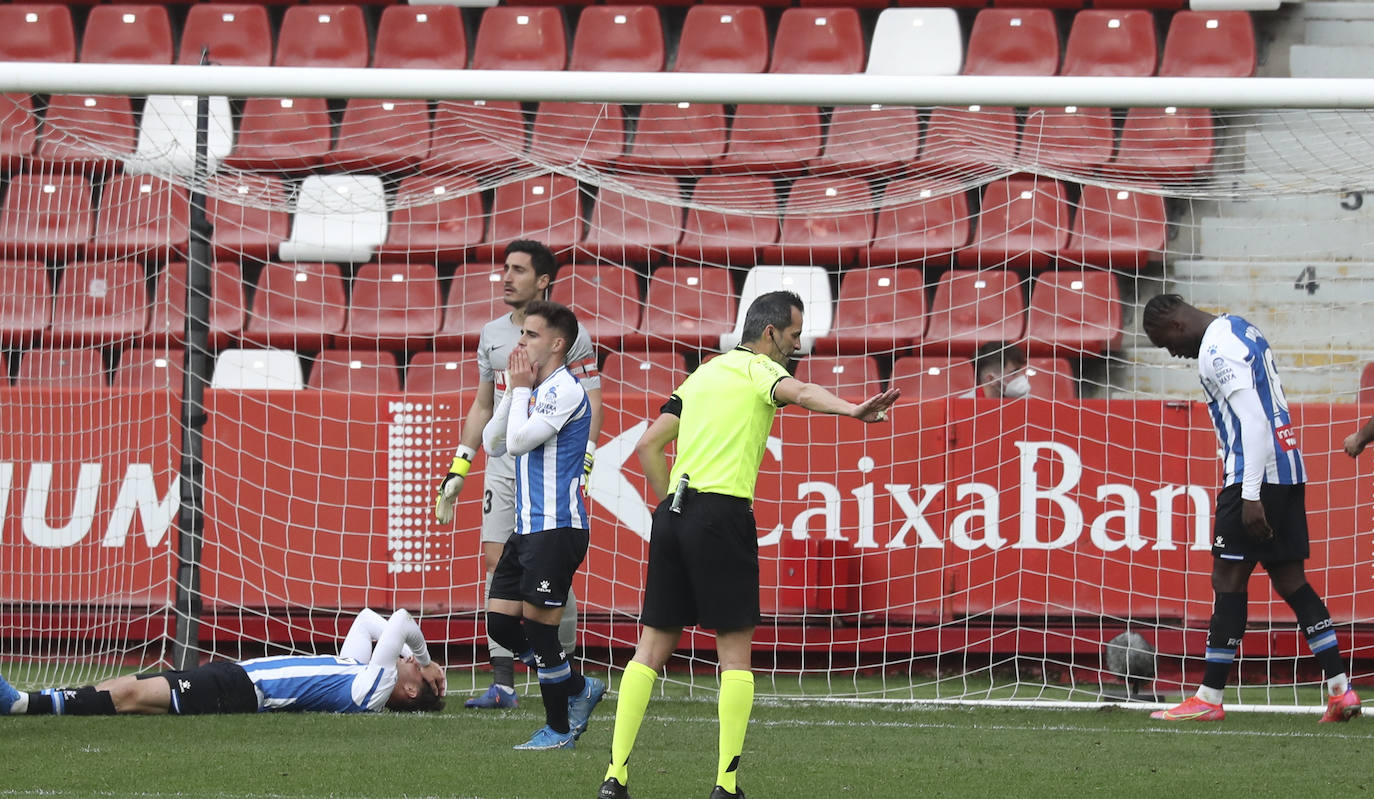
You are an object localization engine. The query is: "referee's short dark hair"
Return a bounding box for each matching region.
[741,291,805,343]
[505,239,557,282]
[524,299,579,355]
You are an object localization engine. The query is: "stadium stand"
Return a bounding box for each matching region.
[0,5,76,62]
[178,4,273,66]
[207,174,290,261]
[434,265,505,351]
[127,94,233,176]
[916,104,1019,175]
[476,174,583,262]
[1063,184,1167,270]
[569,5,665,71]
[675,5,769,73]
[628,263,737,351]
[421,100,527,176]
[471,6,567,71]
[210,348,304,390]
[1159,10,1256,78]
[675,175,779,266]
[278,174,388,263]
[865,8,962,76]
[340,262,442,353]
[549,262,644,350]
[769,8,865,74]
[581,174,684,265]
[864,180,971,267]
[923,269,1026,355]
[530,101,626,167]
[1061,9,1157,77]
[241,261,348,352]
[1024,269,1123,355]
[0,261,50,346]
[959,174,1069,270]
[817,266,927,356]
[725,265,832,353]
[36,94,136,173]
[1025,356,1077,400]
[715,104,822,175]
[622,102,727,170]
[16,346,107,387]
[113,348,184,390]
[1110,107,1217,183]
[328,99,432,174]
[962,8,1059,76]
[47,260,148,347]
[274,5,368,68]
[793,355,881,398]
[405,350,477,396]
[601,350,687,398]
[0,95,37,172]
[89,174,189,261]
[889,356,976,400]
[225,97,331,172]
[1362,363,1374,405]
[146,261,245,350]
[380,175,485,264]
[0,172,93,261]
[766,176,875,267]
[307,349,402,393]
[373,5,467,69]
[810,105,923,179]
[80,5,172,65]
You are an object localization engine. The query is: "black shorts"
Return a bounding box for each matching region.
[1212,482,1310,563]
[142,661,259,715]
[489,526,590,608]
[640,491,760,631]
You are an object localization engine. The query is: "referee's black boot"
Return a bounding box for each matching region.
[709,786,744,799]
[598,777,631,799]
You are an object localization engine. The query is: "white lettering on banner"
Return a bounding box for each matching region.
[1150,484,1212,551]
[881,484,944,550]
[0,463,177,549]
[588,420,654,541]
[949,483,1005,550]
[790,481,842,541]
[22,462,102,548]
[101,464,179,548]
[1090,484,1145,552]
[1015,441,1084,549]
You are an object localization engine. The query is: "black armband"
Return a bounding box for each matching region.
[660,393,683,417]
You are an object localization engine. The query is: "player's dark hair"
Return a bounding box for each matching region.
[973,341,1026,379]
[524,299,579,355]
[504,239,558,282]
[741,291,805,343]
[1141,293,1188,333]
[398,678,445,713]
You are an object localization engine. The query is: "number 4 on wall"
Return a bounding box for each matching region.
[1293,265,1319,296]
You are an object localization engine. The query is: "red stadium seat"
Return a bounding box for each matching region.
[530,102,625,167]
[242,262,348,352]
[570,6,664,71]
[421,101,527,177]
[769,8,864,74]
[341,262,441,352]
[380,175,485,264]
[622,103,727,171]
[0,172,93,261]
[1025,269,1122,356]
[915,105,1019,177]
[794,355,880,398]
[581,175,683,265]
[1062,10,1157,77]
[864,180,971,267]
[1020,106,1115,173]
[114,347,184,390]
[0,261,51,346]
[1362,363,1374,405]
[17,346,106,387]
[434,265,506,351]
[207,174,289,261]
[962,9,1059,76]
[1063,184,1166,270]
[472,7,567,71]
[1110,107,1216,184]
[1025,356,1076,401]
[549,263,643,349]
[146,261,244,350]
[601,350,686,397]
[766,176,874,267]
[275,5,368,68]
[47,261,148,347]
[959,174,1069,270]
[225,97,331,171]
[675,175,779,266]
[476,174,583,263]
[629,263,737,351]
[1093,0,1181,7]
[676,5,769,73]
[0,5,76,62]
[923,269,1026,356]
[0,94,38,172]
[889,356,975,400]
[90,175,189,261]
[328,99,431,173]
[810,105,922,179]
[406,350,477,396]
[373,5,467,69]
[36,94,136,173]
[715,104,822,175]
[1159,11,1255,77]
[818,267,926,356]
[179,4,272,66]
[308,349,402,393]
[80,6,172,64]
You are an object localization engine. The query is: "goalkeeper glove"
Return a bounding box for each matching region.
[435,446,475,524]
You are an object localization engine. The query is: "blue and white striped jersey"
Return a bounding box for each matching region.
[1198,314,1305,487]
[238,655,395,713]
[514,365,591,535]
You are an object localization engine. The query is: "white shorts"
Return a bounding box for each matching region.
[479,453,518,545]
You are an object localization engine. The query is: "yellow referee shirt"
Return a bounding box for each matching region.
[667,347,790,502]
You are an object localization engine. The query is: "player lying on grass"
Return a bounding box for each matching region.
[0,608,446,716]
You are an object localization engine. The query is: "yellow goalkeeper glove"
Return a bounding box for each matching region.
[435,446,475,524]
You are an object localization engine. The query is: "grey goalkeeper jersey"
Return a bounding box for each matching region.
[476,313,601,406]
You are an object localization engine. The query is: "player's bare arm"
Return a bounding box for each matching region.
[635,412,681,502]
[1344,414,1374,457]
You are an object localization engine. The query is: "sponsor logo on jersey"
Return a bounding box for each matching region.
[1275,423,1298,452]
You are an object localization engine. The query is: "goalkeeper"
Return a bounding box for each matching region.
[0,608,446,716]
[434,239,602,710]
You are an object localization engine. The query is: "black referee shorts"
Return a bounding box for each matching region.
[142,661,259,715]
[1212,482,1310,564]
[489,526,590,608]
[640,490,760,631]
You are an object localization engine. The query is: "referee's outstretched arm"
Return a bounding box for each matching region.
[772,378,901,423]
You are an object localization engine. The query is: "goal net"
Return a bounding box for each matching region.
[1,66,1372,711]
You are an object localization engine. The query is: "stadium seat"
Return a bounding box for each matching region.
[715,104,822,175]
[0,95,37,172]
[582,175,683,265]
[275,5,368,68]
[126,95,233,176]
[36,94,136,173]
[341,262,441,352]
[601,350,686,398]
[864,180,971,267]
[0,261,51,346]
[530,102,626,167]
[373,5,467,69]
[1109,107,1216,183]
[1061,10,1157,77]
[1159,11,1255,78]
[793,356,880,398]
[80,5,172,64]
[114,348,184,390]
[89,175,190,261]
[406,350,477,396]
[421,100,528,177]
[380,175,485,264]
[308,349,402,393]
[959,174,1069,270]
[146,260,245,350]
[923,269,1026,355]
[1025,357,1076,401]
[889,355,975,400]
[475,174,583,263]
[724,265,831,353]
[628,263,737,351]
[570,6,664,71]
[47,260,148,347]
[676,5,769,73]
[207,174,290,260]
[210,348,304,390]
[0,5,76,62]
[242,262,348,352]
[0,173,93,261]
[769,8,864,74]
[817,267,926,356]
[915,105,1019,176]
[1025,270,1123,356]
[16,346,107,387]
[810,105,922,179]
[328,99,432,174]
[766,176,874,267]
[674,175,779,266]
[549,263,643,349]
[434,265,506,351]
[622,103,727,170]
[1063,184,1166,270]
[225,97,331,172]
[279,175,388,263]
[962,9,1059,76]
[866,8,962,76]
[1020,105,1115,173]
[471,7,567,70]
[178,4,272,66]
[1361,362,1374,405]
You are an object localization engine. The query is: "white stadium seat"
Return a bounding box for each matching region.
[279,174,388,263]
[721,265,832,355]
[211,348,304,389]
[126,94,233,176]
[866,9,963,77]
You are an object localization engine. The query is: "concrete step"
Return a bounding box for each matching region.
[1301,2,1374,21]
[1290,45,1374,77]
[1242,110,1374,193]
[1215,193,1372,219]
[1197,216,1373,260]
[1303,19,1374,45]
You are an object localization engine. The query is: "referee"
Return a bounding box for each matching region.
[598,291,900,799]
